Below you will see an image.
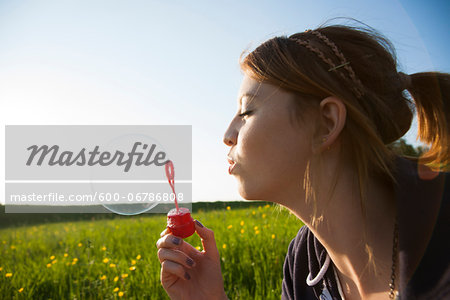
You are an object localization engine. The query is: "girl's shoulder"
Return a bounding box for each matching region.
[394,156,450,299]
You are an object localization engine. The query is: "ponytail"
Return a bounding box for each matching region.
[407,72,450,171]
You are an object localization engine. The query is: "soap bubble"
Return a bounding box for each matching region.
[88,132,171,215]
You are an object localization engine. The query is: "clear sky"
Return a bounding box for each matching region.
[1,0,449,203]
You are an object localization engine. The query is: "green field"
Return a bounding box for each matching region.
[0,204,304,299]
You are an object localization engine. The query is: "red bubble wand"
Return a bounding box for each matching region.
[165,160,195,238]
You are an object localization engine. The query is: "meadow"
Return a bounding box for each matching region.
[0,204,304,299]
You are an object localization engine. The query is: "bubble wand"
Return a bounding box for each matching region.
[165,160,195,238]
[165,160,179,212]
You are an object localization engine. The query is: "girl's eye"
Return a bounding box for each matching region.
[238,110,252,117]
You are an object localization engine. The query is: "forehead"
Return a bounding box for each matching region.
[237,76,292,105]
[238,76,264,96]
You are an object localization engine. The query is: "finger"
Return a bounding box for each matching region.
[158,248,196,268]
[194,220,219,254]
[156,234,201,258]
[161,260,191,281]
[156,234,183,250]
[160,228,170,237]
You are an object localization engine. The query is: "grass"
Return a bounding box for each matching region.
[0,204,304,299]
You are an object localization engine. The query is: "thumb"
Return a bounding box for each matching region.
[194,220,219,255]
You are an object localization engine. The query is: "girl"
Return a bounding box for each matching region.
[156,23,450,300]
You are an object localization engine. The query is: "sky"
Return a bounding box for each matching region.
[1,0,449,204]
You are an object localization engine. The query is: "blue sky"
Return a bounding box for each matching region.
[1,0,449,203]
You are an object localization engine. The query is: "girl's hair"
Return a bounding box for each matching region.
[239,23,449,269]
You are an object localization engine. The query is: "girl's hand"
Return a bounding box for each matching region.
[156,220,228,300]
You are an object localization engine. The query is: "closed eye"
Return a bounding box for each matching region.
[238,110,253,117]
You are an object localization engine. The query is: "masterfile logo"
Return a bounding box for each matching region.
[26,142,169,172]
[5,125,192,214]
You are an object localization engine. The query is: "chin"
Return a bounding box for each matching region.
[237,183,271,201]
[239,194,262,201]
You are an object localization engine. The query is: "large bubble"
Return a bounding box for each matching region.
[88,132,170,215]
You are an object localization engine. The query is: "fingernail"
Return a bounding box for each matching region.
[186,257,194,267]
[184,272,191,280]
[195,220,204,228]
[171,236,181,245]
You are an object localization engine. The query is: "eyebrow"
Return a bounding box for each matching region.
[239,93,258,105]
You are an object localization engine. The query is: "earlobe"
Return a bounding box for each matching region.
[317,96,346,151]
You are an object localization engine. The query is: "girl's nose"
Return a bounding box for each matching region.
[223,123,238,146]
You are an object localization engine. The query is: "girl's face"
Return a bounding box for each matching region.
[223,75,315,202]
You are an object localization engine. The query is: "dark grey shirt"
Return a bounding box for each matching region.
[282,157,450,299]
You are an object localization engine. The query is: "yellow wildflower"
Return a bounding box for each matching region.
[136,254,141,260]
[129,266,136,271]
[265,204,270,208]
[113,276,119,282]
[73,258,78,262]
[64,253,68,257]
[226,206,231,210]
[109,263,116,268]
[0,267,3,271]
[222,244,227,249]
[118,291,124,297]
[254,226,258,231]
[5,273,12,277]
[113,287,119,292]
[121,273,128,279]
[262,214,266,218]
[240,220,244,226]
[255,230,260,235]
[47,263,52,268]
[131,259,136,265]
[77,243,82,247]
[195,246,201,250]
[10,245,16,250]
[103,258,109,263]
[227,225,233,229]
[52,259,57,264]
[272,234,276,239]
[100,275,107,280]
[240,229,245,234]
[252,211,256,215]
[18,287,24,293]
[101,246,106,251]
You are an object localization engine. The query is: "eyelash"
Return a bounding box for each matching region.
[238,110,252,117]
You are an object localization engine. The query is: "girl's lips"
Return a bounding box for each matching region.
[227,157,236,175]
[228,163,236,174]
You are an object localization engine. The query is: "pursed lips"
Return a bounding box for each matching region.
[227,156,236,174]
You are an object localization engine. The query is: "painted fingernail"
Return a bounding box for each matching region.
[171,236,181,245]
[186,257,194,267]
[195,220,204,228]
[184,272,191,280]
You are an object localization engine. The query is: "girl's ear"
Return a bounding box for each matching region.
[313,96,346,153]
